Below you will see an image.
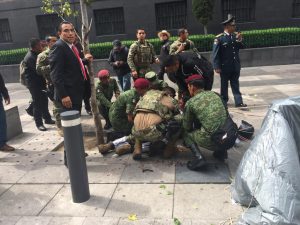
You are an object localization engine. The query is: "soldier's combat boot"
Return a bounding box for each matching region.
[115,143,132,156]
[187,143,206,170]
[213,149,228,162]
[98,142,114,154]
[133,139,142,160]
[163,141,176,159]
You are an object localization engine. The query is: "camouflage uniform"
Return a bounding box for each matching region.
[127,40,156,78]
[132,89,180,142]
[36,48,51,83]
[96,78,120,125]
[169,39,197,55]
[109,89,140,134]
[183,91,227,150]
[145,71,168,91]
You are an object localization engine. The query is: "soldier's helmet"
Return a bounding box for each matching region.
[238,120,254,141]
[145,71,158,82]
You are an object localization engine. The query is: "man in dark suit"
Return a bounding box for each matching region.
[212,15,247,108]
[49,21,93,136]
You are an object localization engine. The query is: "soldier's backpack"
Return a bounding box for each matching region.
[19,60,27,86]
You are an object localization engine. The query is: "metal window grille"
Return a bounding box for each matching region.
[94,7,125,36]
[292,0,300,18]
[0,19,12,43]
[222,0,256,23]
[36,14,61,39]
[155,0,187,30]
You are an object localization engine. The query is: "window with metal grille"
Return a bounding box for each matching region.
[0,19,12,43]
[36,14,61,39]
[155,0,187,30]
[292,0,300,18]
[222,0,256,23]
[94,7,125,35]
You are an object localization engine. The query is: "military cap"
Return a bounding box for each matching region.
[134,78,150,89]
[145,71,157,82]
[97,69,110,78]
[185,74,204,84]
[221,14,236,26]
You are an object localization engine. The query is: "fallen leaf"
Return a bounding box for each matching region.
[159,185,166,189]
[167,191,173,195]
[128,214,137,221]
[174,218,181,225]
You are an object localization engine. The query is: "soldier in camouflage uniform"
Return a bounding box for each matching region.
[183,75,227,170]
[132,88,181,160]
[96,69,120,130]
[169,28,197,55]
[145,71,168,91]
[127,29,159,80]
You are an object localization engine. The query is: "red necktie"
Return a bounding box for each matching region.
[71,45,87,80]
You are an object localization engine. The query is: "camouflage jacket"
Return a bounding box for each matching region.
[110,88,140,118]
[96,78,120,108]
[150,79,169,91]
[183,91,227,133]
[169,39,197,55]
[36,48,51,83]
[135,89,179,121]
[127,40,156,71]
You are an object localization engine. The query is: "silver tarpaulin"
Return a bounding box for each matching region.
[232,96,300,225]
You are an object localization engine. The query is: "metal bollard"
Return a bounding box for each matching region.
[61,110,90,203]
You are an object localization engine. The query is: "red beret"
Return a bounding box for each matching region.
[134,78,150,89]
[185,74,204,84]
[97,69,110,78]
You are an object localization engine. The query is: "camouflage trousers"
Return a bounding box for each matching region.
[132,123,166,143]
[109,113,133,134]
[53,101,82,129]
[184,128,218,151]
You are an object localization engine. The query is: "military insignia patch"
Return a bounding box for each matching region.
[214,39,219,45]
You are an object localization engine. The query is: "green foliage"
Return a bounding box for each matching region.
[192,0,215,26]
[41,0,78,18]
[1,27,300,65]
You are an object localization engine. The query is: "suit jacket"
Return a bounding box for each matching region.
[49,39,85,105]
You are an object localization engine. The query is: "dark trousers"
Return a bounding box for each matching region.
[28,86,51,126]
[0,98,7,147]
[220,71,243,105]
[83,80,91,111]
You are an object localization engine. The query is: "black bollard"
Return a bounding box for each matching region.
[61,110,90,203]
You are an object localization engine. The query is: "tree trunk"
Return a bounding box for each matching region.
[79,0,104,144]
[204,25,208,35]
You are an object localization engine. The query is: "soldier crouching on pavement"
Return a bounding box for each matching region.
[132,87,181,160]
[98,78,150,156]
[183,75,228,170]
[96,69,120,130]
[145,71,168,91]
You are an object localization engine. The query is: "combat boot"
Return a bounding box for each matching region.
[132,139,142,160]
[163,141,176,159]
[98,142,114,154]
[115,143,132,156]
[213,149,228,162]
[187,143,206,170]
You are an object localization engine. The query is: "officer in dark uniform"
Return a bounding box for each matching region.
[157,30,172,80]
[212,15,247,108]
[162,51,214,105]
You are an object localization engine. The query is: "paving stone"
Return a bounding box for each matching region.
[0,184,63,216]
[15,216,52,225]
[0,165,32,183]
[173,184,243,221]
[48,216,86,225]
[0,185,11,196]
[7,132,36,149]
[175,163,230,184]
[120,163,175,183]
[17,165,69,184]
[41,184,117,217]
[0,150,49,165]
[118,218,155,225]
[83,217,119,225]
[86,151,130,165]
[0,216,21,225]
[36,152,64,165]
[105,184,173,218]
[87,164,125,184]
[154,218,192,225]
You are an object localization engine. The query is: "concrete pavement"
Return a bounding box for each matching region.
[1,64,300,224]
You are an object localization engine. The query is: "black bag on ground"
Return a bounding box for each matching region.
[211,116,238,150]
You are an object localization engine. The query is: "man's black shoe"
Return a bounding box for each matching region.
[25,105,34,117]
[45,119,55,125]
[236,103,247,108]
[187,158,207,171]
[37,125,47,131]
[104,123,112,130]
